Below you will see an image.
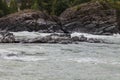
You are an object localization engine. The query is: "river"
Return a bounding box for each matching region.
[0,32,120,80]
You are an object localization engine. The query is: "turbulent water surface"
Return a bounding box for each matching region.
[0,32,120,80]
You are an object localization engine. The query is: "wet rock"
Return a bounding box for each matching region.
[0,31,105,44]
[94,30,104,35]
[87,38,104,43]
[47,33,71,44]
[102,32,112,35]
[72,35,87,42]
[79,35,87,41]
[58,40,72,44]
[0,10,56,32]
[7,53,17,57]
[72,36,80,41]
[25,36,52,43]
[105,26,116,31]
[22,33,72,44]
[0,31,15,43]
[85,23,96,29]
[60,1,119,34]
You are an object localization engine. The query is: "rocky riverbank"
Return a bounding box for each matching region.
[0,1,119,35]
[0,31,104,44]
[60,1,119,35]
[0,1,120,44]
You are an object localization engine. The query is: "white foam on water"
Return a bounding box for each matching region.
[0,49,18,56]
[71,32,120,39]
[0,47,47,62]
[11,31,120,44]
[68,57,120,65]
[3,56,47,62]
[71,32,120,44]
[12,31,51,39]
[68,57,100,63]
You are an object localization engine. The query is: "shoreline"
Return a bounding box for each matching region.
[1,31,120,44]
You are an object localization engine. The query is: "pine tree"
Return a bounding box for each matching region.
[31,0,40,10]
[0,10,4,17]
[0,0,3,9]
[20,0,33,10]
[9,0,18,13]
[0,0,4,17]
[0,0,10,16]
[2,0,10,15]
[51,0,57,15]
[20,0,27,10]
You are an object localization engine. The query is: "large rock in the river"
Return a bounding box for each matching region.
[0,9,58,32]
[60,1,119,35]
[24,33,72,44]
[0,31,15,43]
[72,35,87,42]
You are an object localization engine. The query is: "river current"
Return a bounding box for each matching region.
[0,32,120,80]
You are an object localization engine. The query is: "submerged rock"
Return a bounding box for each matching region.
[87,38,104,43]
[72,35,87,42]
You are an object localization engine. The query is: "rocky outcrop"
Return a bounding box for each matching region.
[60,1,119,35]
[0,2,119,35]
[13,33,104,44]
[0,31,15,43]
[0,31,104,44]
[0,10,58,32]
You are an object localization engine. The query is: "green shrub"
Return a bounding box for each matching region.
[9,0,18,13]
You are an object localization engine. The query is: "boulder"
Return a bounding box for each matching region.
[0,31,15,43]
[0,10,57,32]
[60,1,119,34]
[72,35,87,42]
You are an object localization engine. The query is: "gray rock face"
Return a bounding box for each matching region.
[23,33,71,44]
[0,31,15,43]
[0,10,56,32]
[0,2,119,35]
[0,32,105,44]
[60,2,119,35]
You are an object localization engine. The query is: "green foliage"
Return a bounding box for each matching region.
[0,0,93,17]
[0,0,10,17]
[66,0,91,7]
[9,0,18,13]
[2,0,10,15]
[1,0,120,17]
[20,0,33,10]
[50,0,68,15]
[31,0,40,10]
[0,10,4,17]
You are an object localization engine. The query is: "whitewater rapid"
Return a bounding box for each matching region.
[0,32,120,80]
[12,31,120,44]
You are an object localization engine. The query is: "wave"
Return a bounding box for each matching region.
[71,32,120,44]
[11,31,120,44]
[68,57,120,65]
[3,56,47,62]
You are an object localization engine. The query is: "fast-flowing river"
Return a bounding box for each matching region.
[0,32,120,80]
